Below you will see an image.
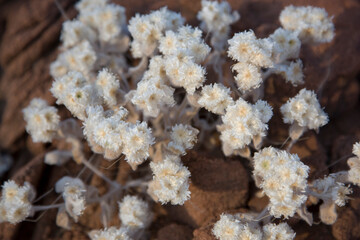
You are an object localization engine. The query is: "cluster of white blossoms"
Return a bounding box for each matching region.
[347,142,360,186]
[280,88,329,131]
[212,213,295,240]
[51,0,129,80]
[83,105,154,168]
[311,175,352,208]
[197,0,239,50]
[22,98,60,143]
[228,30,273,92]
[0,181,35,224]
[129,56,176,118]
[17,0,353,237]
[90,226,132,240]
[55,177,87,222]
[253,147,309,218]
[118,195,152,229]
[167,124,199,156]
[159,26,210,94]
[218,98,273,155]
[128,7,184,58]
[280,5,335,43]
[51,71,97,120]
[148,155,191,205]
[198,83,234,115]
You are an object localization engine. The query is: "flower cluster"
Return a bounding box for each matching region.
[128,7,184,58]
[55,177,87,222]
[51,0,129,79]
[22,98,60,143]
[129,57,176,118]
[148,155,191,205]
[118,195,152,229]
[347,142,360,186]
[218,98,272,155]
[158,26,210,94]
[197,0,239,50]
[90,226,131,240]
[0,180,35,224]
[83,106,154,168]
[280,88,329,132]
[212,213,295,240]
[228,30,273,92]
[198,83,234,115]
[253,147,309,218]
[280,5,335,43]
[167,124,199,156]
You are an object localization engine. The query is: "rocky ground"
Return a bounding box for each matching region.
[1,0,360,239]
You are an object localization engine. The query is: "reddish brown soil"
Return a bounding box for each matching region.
[1,0,360,239]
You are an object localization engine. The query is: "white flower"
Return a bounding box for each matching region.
[231,62,262,92]
[22,98,60,143]
[118,195,152,229]
[253,147,309,218]
[96,68,120,107]
[55,177,86,222]
[263,222,296,240]
[197,0,240,50]
[280,5,335,43]
[269,27,301,62]
[90,226,132,240]
[228,30,273,68]
[280,88,328,130]
[212,214,263,240]
[0,181,35,224]
[148,155,191,205]
[198,83,234,115]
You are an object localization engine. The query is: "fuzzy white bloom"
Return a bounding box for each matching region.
[75,0,108,12]
[96,68,120,107]
[280,88,328,130]
[62,40,97,75]
[348,142,360,186]
[167,124,199,155]
[23,98,60,143]
[51,71,99,120]
[118,195,152,229]
[218,98,272,156]
[90,226,132,240]
[60,20,96,48]
[197,0,240,50]
[158,25,210,94]
[77,0,127,42]
[253,100,273,123]
[263,222,296,240]
[276,60,304,86]
[197,0,239,50]
[128,8,185,58]
[352,142,360,158]
[312,175,352,207]
[198,83,234,115]
[122,122,154,169]
[83,105,154,166]
[269,28,301,63]
[164,56,206,94]
[280,5,335,43]
[148,155,191,205]
[228,30,273,68]
[253,147,309,218]
[212,214,263,240]
[55,177,86,222]
[130,76,175,117]
[0,180,35,224]
[231,62,262,92]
